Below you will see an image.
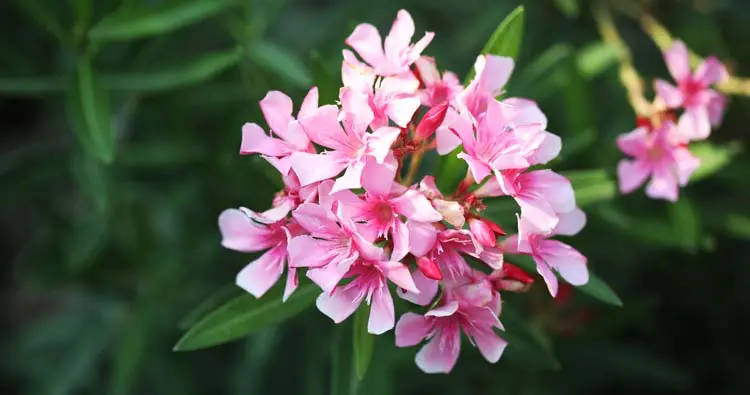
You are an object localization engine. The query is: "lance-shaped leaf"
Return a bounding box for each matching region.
[67,57,115,163]
[464,5,525,84]
[353,306,374,381]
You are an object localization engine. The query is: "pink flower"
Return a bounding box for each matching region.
[457,54,514,122]
[414,101,449,141]
[416,176,465,228]
[473,169,576,232]
[346,9,434,76]
[287,203,383,293]
[414,56,462,107]
[616,121,700,202]
[272,170,319,214]
[292,89,401,192]
[407,222,503,280]
[241,88,318,175]
[654,40,727,140]
[503,213,588,297]
[488,263,535,293]
[218,207,302,301]
[343,164,442,261]
[395,270,506,374]
[317,259,419,334]
[342,51,422,130]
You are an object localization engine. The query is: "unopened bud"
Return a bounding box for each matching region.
[433,199,464,228]
[492,263,534,293]
[417,256,443,280]
[415,102,448,140]
[469,218,496,247]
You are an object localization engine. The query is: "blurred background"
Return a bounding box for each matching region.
[2,0,750,394]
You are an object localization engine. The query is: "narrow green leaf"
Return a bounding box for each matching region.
[67,58,115,163]
[174,283,318,351]
[178,285,241,330]
[553,0,580,17]
[690,141,741,181]
[17,0,70,46]
[563,169,616,207]
[512,43,573,99]
[464,6,525,83]
[668,197,700,249]
[110,309,151,395]
[331,323,358,395]
[353,306,374,381]
[311,50,338,104]
[576,42,619,79]
[0,76,65,95]
[248,41,314,88]
[101,47,241,93]
[89,0,235,42]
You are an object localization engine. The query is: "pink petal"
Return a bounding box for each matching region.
[500,234,521,254]
[259,91,294,135]
[470,326,507,363]
[392,190,443,222]
[379,260,419,293]
[694,56,727,86]
[395,312,431,347]
[367,126,401,164]
[264,156,292,176]
[436,126,463,155]
[677,108,711,141]
[386,97,421,127]
[317,179,363,214]
[478,246,504,270]
[280,120,311,151]
[340,87,374,135]
[673,146,700,186]
[539,239,589,286]
[240,123,290,156]
[361,154,397,197]
[534,257,559,297]
[287,235,330,268]
[500,97,548,129]
[553,208,587,237]
[331,160,365,193]
[299,105,347,149]
[706,90,726,126]
[316,286,363,323]
[645,161,679,202]
[654,79,683,108]
[235,245,286,298]
[283,267,298,302]
[346,23,385,68]
[341,50,377,92]
[406,220,438,257]
[397,270,439,306]
[384,10,416,61]
[292,203,341,236]
[520,170,576,214]
[368,286,395,334]
[515,194,559,233]
[433,199,465,228]
[307,254,358,293]
[415,326,461,374]
[408,32,435,65]
[290,152,347,186]
[476,55,514,94]
[457,152,492,183]
[218,209,274,252]
[391,220,410,262]
[616,127,649,157]
[415,56,440,84]
[299,86,319,118]
[425,301,459,317]
[664,40,691,82]
[527,131,561,165]
[617,159,651,194]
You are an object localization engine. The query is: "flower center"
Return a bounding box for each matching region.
[374,202,393,223]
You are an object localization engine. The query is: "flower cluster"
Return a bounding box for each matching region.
[219,10,588,374]
[617,40,727,201]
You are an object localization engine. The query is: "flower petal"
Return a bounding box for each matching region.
[553,208,587,236]
[390,220,410,262]
[397,269,439,306]
[386,97,421,127]
[539,240,589,286]
[290,152,347,186]
[346,23,386,68]
[695,56,727,86]
[379,260,419,293]
[664,40,691,82]
[316,286,363,323]
[645,161,679,202]
[292,203,341,236]
[236,245,286,298]
[392,190,443,222]
[617,159,651,194]
[654,79,683,108]
[240,123,290,156]
[395,312,431,347]
[470,326,507,363]
[287,235,331,268]
[406,220,438,257]
[260,91,294,135]
[218,208,275,252]
[368,286,395,334]
[415,326,461,374]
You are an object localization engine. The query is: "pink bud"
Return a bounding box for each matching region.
[469,218,496,247]
[415,102,448,140]
[417,256,443,280]
[493,263,534,292]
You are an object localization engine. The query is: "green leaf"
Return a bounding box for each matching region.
[173,283,318,351]
[563,169,616,207]
[512,43,573,99]
[17,0,70,46]
[0,76,65,95]
[577,273,623,307]
[668,197,701,249]
[501,306,560,370]
[576,42,619,79]
[67,57,115,163]
[178,285,241,330]
[110,309,152,395]
[248,40,314,88]
[331,323,358,395]
[464,5,525,83]
[89,0,235,42]
[553,0,580,17]
[690,141,741,181]
[353,306,374,381]
[101,47,241,93]
[311,50,339,104]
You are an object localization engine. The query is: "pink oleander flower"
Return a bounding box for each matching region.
[218,207,302,301]
[272,170,319,214]
[241,88,319,175]
[287,202,383,294]
[292,88,400,192]
[346,9,434,76]
[617,121,701,202]
[395,269,506,374]
[339,164,442,261]
[503,210,588,297]
[342,50,422,129]
[414,56,462,107]
[473,169,576,233]
[407,221,503,280]
[654,40,728,141]
[457,54,514,122]
[317,259,419,334]
[416,176,465,228]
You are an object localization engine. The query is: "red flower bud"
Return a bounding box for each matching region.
[469,218,496,247]
[493,263,535,292]
[415,102,448,140]
[416,256,443,280]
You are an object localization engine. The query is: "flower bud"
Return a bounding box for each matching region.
[415,102,448,140]
[416,256,443,280]
[433,199,464,228]
[492,263,534,293]
[469,218,497,247]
